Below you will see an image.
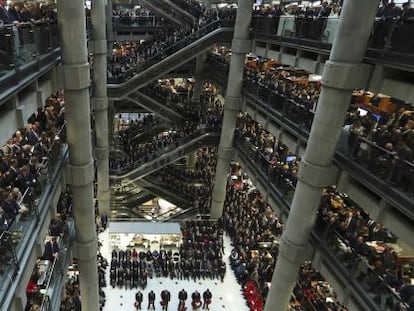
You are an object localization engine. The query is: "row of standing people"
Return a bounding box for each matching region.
[134,288,212,310]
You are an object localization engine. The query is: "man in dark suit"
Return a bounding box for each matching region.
[0,0,12,24]
[178,289,188,309]
[161,289,171,310]
[135,290,143,310]
[202,289,212,310]
[42,236,59,261]
[148,290,155,310]
[191,290,201,310]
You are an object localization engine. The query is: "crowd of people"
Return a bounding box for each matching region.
[109,91,222,172]
[109,121,200,171]
[234,112,414,309]
[236,112,299,194]
[106,8,225,83]
[110,220,226,292]
[105,4,245,83]
[147,147,217,215]
[0,91,65,233]
[218,161,348,311]
[25,190,72,311]
[318,186,414,309]
[60,253,108,311]
[0,0,57,25]
[208,51,414,195]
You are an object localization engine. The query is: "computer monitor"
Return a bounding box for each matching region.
[286,155,296,162]
[357,108,368,117]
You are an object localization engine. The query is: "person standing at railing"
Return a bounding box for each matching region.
[317,1,331,18]
[0,0,12,25]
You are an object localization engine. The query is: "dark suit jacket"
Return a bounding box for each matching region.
[135,292,143,302]
[161,290,170,301]
[42,241,58,260]
[0,6,12,24]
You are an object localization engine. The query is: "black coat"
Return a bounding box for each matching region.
[135,292,143,302]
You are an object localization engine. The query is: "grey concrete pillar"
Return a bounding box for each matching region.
[187,151,198,167]
[210,0,254,219]
[368,64,384,93]
[264,1,378,310]
[192,53,207,103]
[57,1,100,310]
[92,0,110,215]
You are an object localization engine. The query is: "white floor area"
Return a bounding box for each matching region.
[99,228,249,311]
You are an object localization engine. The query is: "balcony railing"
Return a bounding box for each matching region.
[0,21,60,96]
[254,16,414,64]
[0,125,69,309]
[112,15,174,29]
[206,55,414,218]
[107,19,235,85]
[110,126,220,176]
[234,134,411,311]
[39,219,75,311]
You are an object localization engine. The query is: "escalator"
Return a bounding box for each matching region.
[169,0,204,19]
[135,177,193,210]
[135,177,203,222]
[107,20,235,100]
[128,123,172,144]
[126,91,186,122]
[109,128,220,183]
[141,0,195,26]
[111,188,155,209]
[125,86,200,122]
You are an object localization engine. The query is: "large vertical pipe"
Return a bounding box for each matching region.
[92,0,110,215]
[57,1,99,310]
[264,1,378,310]
[192,53,207,103]
[210,0,253,219]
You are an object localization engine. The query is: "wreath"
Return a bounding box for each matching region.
[192,299,202,308]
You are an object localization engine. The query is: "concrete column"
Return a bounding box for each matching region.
[57,1,100,310]
[372,198,390,223]
[187,151,198,168]
[368,64,384,93]
[192,53,207,103]
[48,66,59,91]
[92,0,110,215]
[210,0,254,219]
[264,2,378,311]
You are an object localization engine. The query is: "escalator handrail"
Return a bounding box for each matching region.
[109,19,223,79]
[109,127,220,178]
[107,21,233,96]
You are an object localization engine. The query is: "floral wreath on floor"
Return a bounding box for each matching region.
[192,299,202,308]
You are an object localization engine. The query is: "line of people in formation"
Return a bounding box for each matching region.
[109,236,226,289]
[134,288,212,311]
